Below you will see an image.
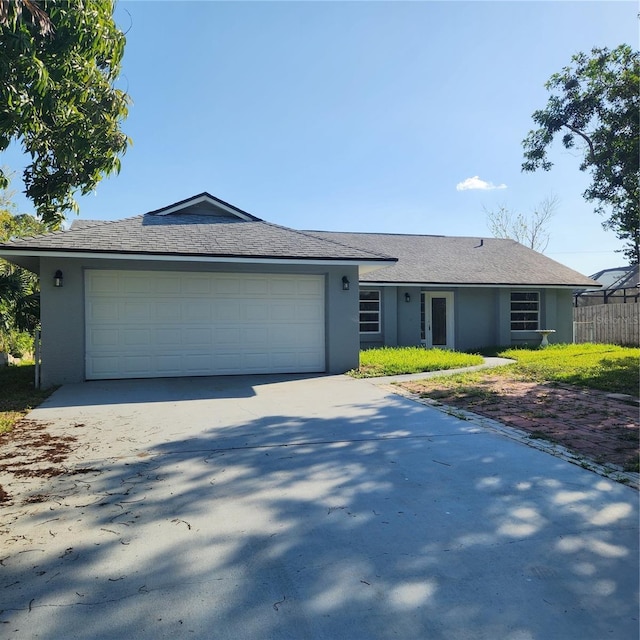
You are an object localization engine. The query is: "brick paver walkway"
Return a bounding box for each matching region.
[401,375,639,471]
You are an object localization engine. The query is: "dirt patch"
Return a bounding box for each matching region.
[0,419,80,505]
[399,376,639,472]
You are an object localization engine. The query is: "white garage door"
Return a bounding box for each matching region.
[85,270,325,379]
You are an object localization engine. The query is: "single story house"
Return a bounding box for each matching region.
[0,192,598,387]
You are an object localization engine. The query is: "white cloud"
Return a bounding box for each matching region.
[456,176,507,191]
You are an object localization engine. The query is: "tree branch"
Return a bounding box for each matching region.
[562,123,596,162]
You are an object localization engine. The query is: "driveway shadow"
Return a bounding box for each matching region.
[1,378,638,639]
[38,373,328,408]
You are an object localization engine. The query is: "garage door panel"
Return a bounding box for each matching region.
[242,353,270,370]
[299,352,325,369]
[88,355,120,377]
[294,325,324,346]
[121,355,153,375]
[85,271,325,379]
[270,303,296,322]
[122,276,153,295]
[241,326,268,345]
[88,272,120,294]
[87,328,119,348]
[213,353,240,371]
[217,302,241,322]
[214,326,241,347]
[154,327,182,344]
[156,355,182,374]
[183,327,212,346]
[215,277,242,295]
[155,302,182,322]
[244,303,267,322]
[183,353,213,373]
[183,275,212,295]
[122,329,151,347]
[296,277,324,296]
[269,279,292,296]
[243,277,266,295]
[156,276,182,294]
[87,301,119,323]
[269,325,298,346]
[122,301,151,323]
[297,302,324,321]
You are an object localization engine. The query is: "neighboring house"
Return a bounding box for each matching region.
[0,193,598,386]
[573,265,639,307]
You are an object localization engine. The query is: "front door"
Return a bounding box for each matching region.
[421,292,455,349]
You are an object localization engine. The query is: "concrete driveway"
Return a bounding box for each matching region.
[1,374,638,640]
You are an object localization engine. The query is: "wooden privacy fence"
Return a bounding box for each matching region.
[573,303,639,346]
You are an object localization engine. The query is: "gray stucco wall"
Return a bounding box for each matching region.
[452,288,496,351]
[397,287,421,346]
[40,257,86,386]
[39,257,360,387]
[360,285,576,353]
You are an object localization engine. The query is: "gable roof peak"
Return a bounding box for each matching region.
[145,192,262,221]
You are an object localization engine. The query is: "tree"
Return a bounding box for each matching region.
[0,0,130,227]
[522,45,640,264]
[485,195,557,253]
[0,179,49,355]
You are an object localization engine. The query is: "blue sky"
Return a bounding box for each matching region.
[3,1,638,275]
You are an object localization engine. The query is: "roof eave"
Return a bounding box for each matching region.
[360,280,601,289]
[0,247,395,267]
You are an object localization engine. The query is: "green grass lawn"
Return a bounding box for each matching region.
[348,343,639,396]
[495,343,639,396]
[348,346,484,378]
[0,364,56,436]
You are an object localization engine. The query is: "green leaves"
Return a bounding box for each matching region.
[0,0,130,227]
[0,187,51,347]
[522,45,639,264]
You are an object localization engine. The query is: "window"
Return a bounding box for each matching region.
[510,291,539,331]
[360,290,380,333]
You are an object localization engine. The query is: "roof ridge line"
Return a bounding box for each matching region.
[307,230,509,241]
[263,221,397,262]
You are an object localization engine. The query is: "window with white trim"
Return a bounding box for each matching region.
[510,291,539,331]
[359,289,381,333]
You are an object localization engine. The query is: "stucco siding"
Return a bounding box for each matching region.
[545,289,573,343]
[455,288,498,351]
[382,288,398,347]
[397,287,421,346]
[40,257,86,387]
[325,266,360,373]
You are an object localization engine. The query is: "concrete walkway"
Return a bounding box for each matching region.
[367,356,514,383]
[0,374,638,639]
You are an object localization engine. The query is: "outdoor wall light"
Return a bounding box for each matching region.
[54,270,63,288]
[405,292,411,303]
[342,276,350,291]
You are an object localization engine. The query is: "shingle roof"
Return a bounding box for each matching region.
[0,213,395,263]
[0,191,599,287]
[308,231,598,287]
[69,219,110,230]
